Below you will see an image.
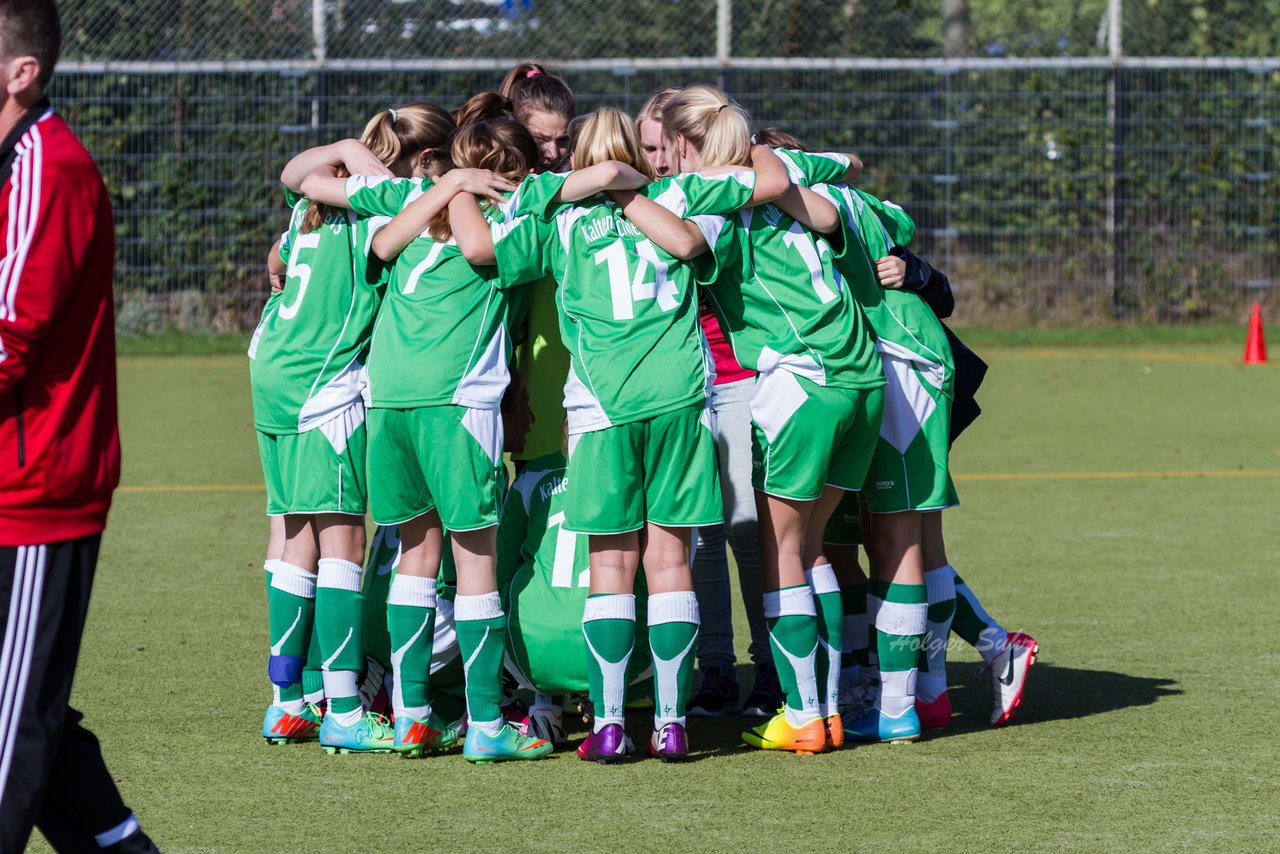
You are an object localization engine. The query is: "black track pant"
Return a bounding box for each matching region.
[0,536,154,853]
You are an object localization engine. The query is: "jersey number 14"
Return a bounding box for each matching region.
[594,239,678,321]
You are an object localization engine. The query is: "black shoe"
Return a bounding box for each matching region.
[687,664,741,717]
[742,661,784,717]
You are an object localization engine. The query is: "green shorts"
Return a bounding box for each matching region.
[750,370,884,501]
[863,350,960,514]
[367,406,504,531]
[822,490,865,546]
[257,424,367,516]
[564,404,721,535]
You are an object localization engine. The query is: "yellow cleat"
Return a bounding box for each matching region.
[741,710,827,755]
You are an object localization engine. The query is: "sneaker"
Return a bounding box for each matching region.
[649,723,688,761]
[741,710,827,754]
[393,712,462,757]
[528,703,567,746]
[462,723,553,764]
[843,706,921,744]
[578,723,634,764]
[742,663,784,718]
[688,665,741,717]
[915,692,952,730]
[824,714,844,750]
[984,631,1038,726]
[319,711,396,754]
[262,703,322,744]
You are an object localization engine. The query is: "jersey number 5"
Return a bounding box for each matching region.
[594,239,677,321]
[277,232,323,320]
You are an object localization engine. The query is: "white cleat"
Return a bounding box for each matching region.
[984,632,1038,726]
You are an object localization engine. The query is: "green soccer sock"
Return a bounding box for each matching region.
[806,565,843,718]
[841,581,869,674]
[387,574,437,721]
[582,593,636,732]
[950,567,1009,663]
[763,584,821,727]
[302,621,325,705]
[267,562,316,714]
[316,558,366,719]
[455,592,507,737]
[917,566,957,703]
[873,582,927,719]
[647,591,699,729]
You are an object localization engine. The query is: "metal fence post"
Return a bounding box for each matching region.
[1107,0,1124,316]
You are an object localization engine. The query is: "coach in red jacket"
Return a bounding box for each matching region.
[0,2,156,851]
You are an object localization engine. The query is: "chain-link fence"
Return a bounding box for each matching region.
[50,0,1280,330]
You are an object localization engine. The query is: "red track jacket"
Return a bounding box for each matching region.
[0,100,119,547]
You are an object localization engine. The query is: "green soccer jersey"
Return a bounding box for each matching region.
[814,182,955,397]
[701,150,882,391]
[249,192,386,434]
[498,453,649,695]
[345,174,511,410]
[491,170,754,433]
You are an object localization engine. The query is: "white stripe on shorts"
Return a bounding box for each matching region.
[0,544,48,811]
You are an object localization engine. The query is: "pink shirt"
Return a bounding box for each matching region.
[699,299,755,385]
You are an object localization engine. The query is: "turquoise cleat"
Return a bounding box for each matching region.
[843,705,922,744]
[462,723,553,764]
[319,711,396,754]
[394,713,462,758]
[262,703,322,744]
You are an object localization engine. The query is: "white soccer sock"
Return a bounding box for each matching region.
[918,566,956,703]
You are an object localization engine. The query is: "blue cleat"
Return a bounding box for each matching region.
[262,703,322,744]
[843,705,922,744]
[319,711,396,754]
[463,723,553,764]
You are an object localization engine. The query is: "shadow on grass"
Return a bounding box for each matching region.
[558,662,1182,761]
[941,662,1183,732]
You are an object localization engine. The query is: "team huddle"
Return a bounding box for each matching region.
[248,63,1038,764]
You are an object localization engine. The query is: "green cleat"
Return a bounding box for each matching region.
[394,713,462,758]
[319,711,396,754]
[462,723,553,764]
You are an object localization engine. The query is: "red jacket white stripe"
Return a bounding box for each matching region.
[0,102,119,546]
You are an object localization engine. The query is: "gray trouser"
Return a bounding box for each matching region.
[692,378,768,669]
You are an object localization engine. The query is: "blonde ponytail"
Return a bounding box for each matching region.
[661,85,752,169]
[301,103,456,234]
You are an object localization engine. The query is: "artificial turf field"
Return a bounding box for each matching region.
[36,332,1280,852]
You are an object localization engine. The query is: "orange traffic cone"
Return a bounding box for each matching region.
[1244,302,1267,364]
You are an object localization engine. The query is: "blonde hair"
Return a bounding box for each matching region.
[572,107,656,181]
[428,117,538,241]
[302,102,455,233]
[637,87,681,125]
[661,85,752,169]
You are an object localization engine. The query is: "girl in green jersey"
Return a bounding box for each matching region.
[662,86,882,755]
[449,106,795,762]
[257,104,459,754]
